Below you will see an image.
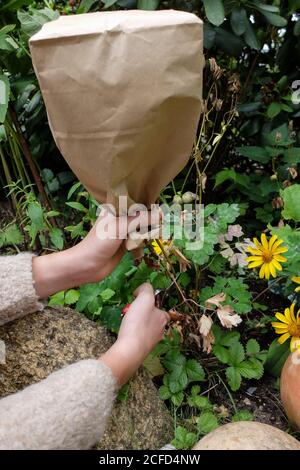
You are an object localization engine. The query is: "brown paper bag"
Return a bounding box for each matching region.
[30,10,203,213]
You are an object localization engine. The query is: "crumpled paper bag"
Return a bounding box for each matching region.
[30,10,203,213]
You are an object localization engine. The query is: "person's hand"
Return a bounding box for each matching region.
[100,283,170,386]
[32,208,161,298]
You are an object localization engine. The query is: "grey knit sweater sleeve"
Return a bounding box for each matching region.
[0,253,117,449]
[0,252,44,325]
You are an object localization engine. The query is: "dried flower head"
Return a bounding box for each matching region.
[209,58,223,80]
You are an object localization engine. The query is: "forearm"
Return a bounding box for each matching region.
[32,246,96,299]
[0,359,117,450]
[100,340,146,386]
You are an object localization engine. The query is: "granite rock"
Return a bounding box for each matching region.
[193,421,300,450]
[0,306,173,449]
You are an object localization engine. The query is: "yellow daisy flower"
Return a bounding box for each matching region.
[151,239,172,255]
[272,303,300,351]
[246,233,288,280]
[291,276,300,293]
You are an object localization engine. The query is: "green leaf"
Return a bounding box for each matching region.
[204,23,216,49]
[48,290,65,307]
[67,181,82,200]
[159,385,171,400]
[228,342,245,366]
[213,344,229,364]
[237,102,261,113]
[246,339,260,355]
[169,367,188,393]
[265,339,290,377]
[102,0,118,8]
[283,148,300,164]
[17,8,59,37]
[243,18,260,50]
[191,385,201,396]
[197,412,219,434]
[267,102,282,119]
[117,383,129,402]
[236,146,270,163]
[0,0,32,11]
[76,283,100,312]
[252,2,279,13]
[0,224,23,246]
[188,395,212,410]
[143,353,164,378]
[237,360,259,379]
[281,184,300,222]
[0,74,10,123]
[172,426,197,450]
[64,289,80,305]
[0,124,6,142]
[232,410,253,422]
[185,359,205,382]
[49,227,64,250]
[215,27,244,56]
[203,0,225,26]
[259,10,287,27]
[100,288,115,302]
[221,331,241,347]
[0,25,16,35]
[171,391,184,407]
[78,0,98,12]
[226,366,242,391]
[214,169,250,189]
[230,8,247,36]
[65,201,88,212]
[163,350,186,372]
[263,123,293,147]
[246,358,264,379]
[27,202,44,229]
[137,0,159,9]
[99,306,122,333]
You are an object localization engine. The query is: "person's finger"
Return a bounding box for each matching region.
[127,208,162,237]
[133,282,154,298]
[130,246,144,260]
[154,307,170,324]
[163,311,171,323]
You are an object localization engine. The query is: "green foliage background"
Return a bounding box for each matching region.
[0,0,300,448]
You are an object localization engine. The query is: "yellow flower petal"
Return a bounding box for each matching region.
[292,276,300,284]
[284,307,292,323]
[273,255,287,263]
[272,259,283,271]
[261,233,269,250]
[247,247,263,255]
[290,337,300,352]
[296,286,300,293]
[268,234,278,249]
[253,238,263,250]
[272,321,289,330]
[275,328,289,334]
[290,303,296,323]
[259,264,265,279]
[275,312,289,324]
[272,238,284,250]
[246,256,263,262]
[278,332,290,344]
[248,260,264,269]
[273,246,288,254]
[269,262,277,278]
[264,263,270,280]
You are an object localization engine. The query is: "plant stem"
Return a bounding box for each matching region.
[8,105,57,227]
[216,372,238,414]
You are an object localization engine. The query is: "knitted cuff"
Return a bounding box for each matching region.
[0,252,44,325]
